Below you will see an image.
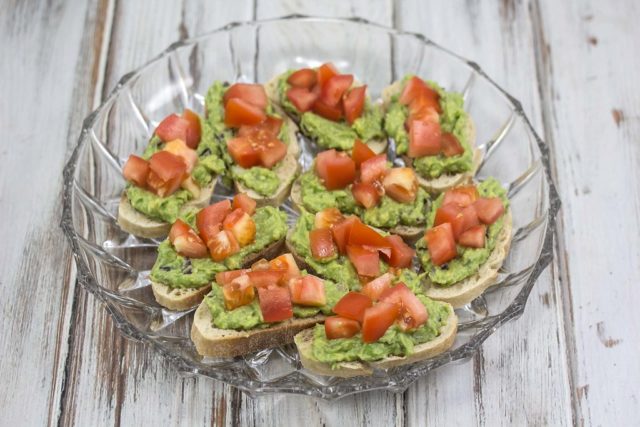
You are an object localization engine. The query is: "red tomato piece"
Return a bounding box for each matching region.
[435,204,479,239]
[458,224,486,248]
[232,193,257,216]
[310,228,337,261]
[269,253,301,283]
[123,155,149,187]
[222,275,255,310]
[325,316,361,340]
[314,207,344,230]
[362,273,393,301]
[147,151,187,197]
[408,97,440,124]
[215,269,249,286]
[382,167,418,203]
[288,275,326,307]
[315,150,357,190]
[351,139,376,168]
[333,292,373,322]
[258,139,287,168]
[347,220,390,250]
[223,208,256,247]
[196,200,232,244]
[442,185,479,208]
[359,154,388,184]
[247,270,285,288]
[351,182,381,208]
[383,235,415,268]
[223,83,268,110]
[379,282,428,330]
[317,62,339,87]
[287,68,317,89]
[257,285,293,323]
[398,76,429,106]
[155,114,189,143]
[226,137,261,168]
[237,116,283,140]
[181,109,202,148]
[312,99,343,121]
[441,132,464,157]
[224,98,266,127]
[408,120,442,157]
[474,197,505,225]
[207,230,240,262]
[286,87,319,113]
[361,302,400,343]
[168,219,208,258]
[331,216,358,254]
[346,245,380,277]
[434,203,461,227]
[425,223,457,266]
[343,85,366,124]
[163,139,198,173]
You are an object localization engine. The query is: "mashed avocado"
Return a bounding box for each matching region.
[149,206,288,289]
[416,178,509,286]
[233,166,280,196]
[385,75,473,179]
[204,276,348,330]
[310,295,451,367]
[126,186,193,224]
[299,171,361,214]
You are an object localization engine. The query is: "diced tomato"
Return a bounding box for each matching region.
[347,220,390,250]
[441,132,464,157]
[359,154,388,184]
[224,98,266,127]
[207,229,240,262]
[383,235,415,268]
[317,62,339,87]
[408,96,440,124]
[314,207,344,229]
[287,68,317,88]
[226,137,260,168]
[168,219,208,258]
[250,258,271,271]
[333,292,372,322]
[361,302,400,343]
[247,269,285,288]
[223,83,268,110]
[408,120,442,157]
[286,87,318,113]
[238,116,282,140]
[346,245,380,277]
[222,275,255,310]
[269,253,301,283]
[325,316,360,340]
[196,200,232,244]
[435,204,479,239]
[331,216,358,254]
[123,155,149,187]
[351,139,376,167]
[312,99,343,121]
[434,203,461,227]
[288,275,326,307]
[343,85,366,124]
[223,208,256,246]
[382,168,418,203]
[442,185,479,208]
[425,223,457,266]
[310,228,337,261]
[215,269,249,286]
[398,76,430,106]
[181,109,202,148]
[458,224,486,248]
[315,150,356,190]
[351,182,381,208]
[258,139,287,168]
[379,283,428,330]
[163,139,198,173]
[147,151,187,197]
[232,193,256,216]
[155,114,189,143]
[474,197,505,225]
[257,285,293,323]
[362,273,393,301]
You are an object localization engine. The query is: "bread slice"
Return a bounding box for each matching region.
[191,300,326,357]
[424,211,513,308]
[294,303,458,378]
[265,74,388,155]
[382,80,481,193]
[151,238,285,311]
[117,181,215,239]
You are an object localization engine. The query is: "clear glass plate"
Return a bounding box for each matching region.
[61,15,560,399]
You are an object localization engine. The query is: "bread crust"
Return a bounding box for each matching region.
[294,303,458,378]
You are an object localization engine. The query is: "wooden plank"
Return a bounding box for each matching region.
[397,1,573,425]
[533,0,640,425]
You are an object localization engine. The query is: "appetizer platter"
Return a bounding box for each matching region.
[62,16,559,398]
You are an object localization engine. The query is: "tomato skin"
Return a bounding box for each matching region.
[312,99,343,121]
[155,114,189,143]
[123,155,149,187]
[207,230,240,262]
[169,219,208,258]
[361,302,400,343]
[362,273,393,301]
[425,223,457,266]
[215,269,250,286]
[315,150,357,190]
[442,185,479,208]
[181,109,202,148]
[258,139,287,168]
[223,208,256,247]
[359,154,388,184]
[232,193,257,216]
[269,253,301,283]
[379,282,428,330]
[257,285,293,323]
[333,292,373,322]
[331,216,358,254]
[310,228,337,261]
[314,207,344,230]
[317,62,339,87]
[399,76,429,106]
[351,139,376,167]
[441,132,464,157]
[196,200,232,244]
[458,224,486,248]
[343,85,366,124]
[288,275,326,307]
[286,87,318,112]
[325,316,361,340]
[474,197,505,225]
[223,83,268,110]
[435,203,479,239]
[247,270,285,288]
[347,220,390,250]
[222,275,255,310]
[287,68,317,88]
[224,98,266,127]
[346,245,380,277]
[147,151,187,197]
[237,116,283,140]
[226,137,261,168]
[382,167,418,203]
[351,182,381,208]
[383,235,415,268]
[408,120,442,157]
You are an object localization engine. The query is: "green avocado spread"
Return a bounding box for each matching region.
[149,206,287,289]
[384,75,473,179]
[416,178,509,286]
[204,274,348,330]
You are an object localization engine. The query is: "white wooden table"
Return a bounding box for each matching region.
[2,0,638,425]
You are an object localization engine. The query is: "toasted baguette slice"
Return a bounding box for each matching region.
[151,237,285,311]
[424,211,513,308]
[382,80,481,193]
[289,179,423,242]
[265,74,388,155]
[294,304,458,378]
[117,181,215,239]
[191,301,326,358]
